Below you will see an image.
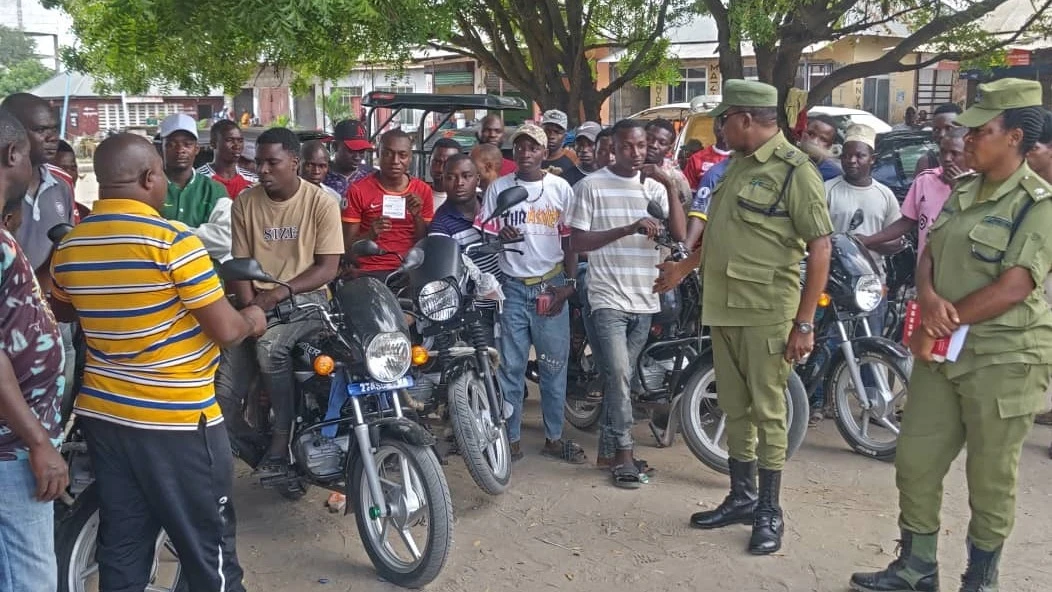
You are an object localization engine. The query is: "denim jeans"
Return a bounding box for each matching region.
[591,308,652,458]
[0,460,56,592]
[497,275,570,443]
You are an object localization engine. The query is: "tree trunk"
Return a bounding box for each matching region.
[754,44,776,85]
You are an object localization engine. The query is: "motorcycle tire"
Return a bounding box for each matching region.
[679,355,809,475]
[449,370,512,495]
[351,437,453,589]
[829,350,911,462]
[55,486,187,592]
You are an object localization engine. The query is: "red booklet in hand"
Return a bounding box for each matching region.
[902,300,950,361]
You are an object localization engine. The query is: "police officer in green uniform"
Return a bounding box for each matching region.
[660,80,834,555]
[850,79,1052,592]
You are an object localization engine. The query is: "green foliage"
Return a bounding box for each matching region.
[319,88,352,128]
[272,114,292,128]
[0,27,54,97]
[0,58,53,97]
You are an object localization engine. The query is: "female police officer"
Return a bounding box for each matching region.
[850,78,1052,592]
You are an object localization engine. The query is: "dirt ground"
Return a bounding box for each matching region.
[231,390,1052,592]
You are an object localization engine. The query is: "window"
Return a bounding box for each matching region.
[743,66,759,81]
[794,63,833,91]
[667,67,708,103]
[375,85,419,131]
[333,86,364,108]
[915,68,956,115]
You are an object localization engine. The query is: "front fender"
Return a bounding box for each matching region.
[374,417,436,447]
[848,335,910,359]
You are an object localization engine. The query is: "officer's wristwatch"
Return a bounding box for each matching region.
[793,320,814,334]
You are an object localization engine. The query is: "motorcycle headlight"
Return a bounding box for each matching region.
[365,332,411,383]
[854,274,884,313]
[418,280,460,322]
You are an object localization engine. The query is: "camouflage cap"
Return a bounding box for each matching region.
[956,78,1043,128]
[708,79,779,117]
[512,123,547,148]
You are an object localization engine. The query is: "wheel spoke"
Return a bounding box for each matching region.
[398,526,423,560]
[875,415,900,435]
[713,414,726,444]
[79,562,99,579]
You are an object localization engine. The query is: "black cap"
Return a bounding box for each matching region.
[333,120,371,151]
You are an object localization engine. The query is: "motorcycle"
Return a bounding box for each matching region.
[528,202,811,476]
[795,233,912,460]
[351,184,529,496]
[218,259,453,587]
[51,219,454,589]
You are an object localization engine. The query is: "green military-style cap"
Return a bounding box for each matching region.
[956,78,1043,128]
[708,80,779,117]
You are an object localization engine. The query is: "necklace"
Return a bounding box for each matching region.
[515,172,546,203]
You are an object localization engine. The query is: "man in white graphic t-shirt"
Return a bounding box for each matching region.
[476,124,586,465]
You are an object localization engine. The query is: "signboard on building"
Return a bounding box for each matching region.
[1007,49,1031,67]
[708,66,720,95]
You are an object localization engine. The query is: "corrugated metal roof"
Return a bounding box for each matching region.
[28,71,223,100]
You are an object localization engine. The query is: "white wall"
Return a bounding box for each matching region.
[323,66,430,131]
[0,0,75,69]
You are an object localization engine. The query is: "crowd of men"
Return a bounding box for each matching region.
[3,80,1052,592]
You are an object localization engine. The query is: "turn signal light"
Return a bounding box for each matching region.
[412,345,430,366]
[818,292,831,308]
[313,355,335,376]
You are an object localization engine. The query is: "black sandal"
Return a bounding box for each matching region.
[510,441,524,462]
[541,439,587,464]
[611,463,643,489]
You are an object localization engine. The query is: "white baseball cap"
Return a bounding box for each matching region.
[159,113,199,139]
[541,109,568,130]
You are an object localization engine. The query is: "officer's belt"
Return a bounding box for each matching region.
[516,263,564,286]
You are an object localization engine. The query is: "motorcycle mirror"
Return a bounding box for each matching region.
[402,247,425,271]
[481,186,529,226]
[351,240,386,257]
[220,258,276,284]
[47,223,74,244]
[645,200,666,221]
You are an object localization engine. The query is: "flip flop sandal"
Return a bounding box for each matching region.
[809,410,824,427]
[611,463,643,489]
[541,439,587,464]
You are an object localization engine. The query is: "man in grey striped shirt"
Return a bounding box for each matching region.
[566,119,685,488]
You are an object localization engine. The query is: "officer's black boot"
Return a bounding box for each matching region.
[690,458,757,529]
[958,539,1000,592]
[849,530,939,592]
[748,468,783,554]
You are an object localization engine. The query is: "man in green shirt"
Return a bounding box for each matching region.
[658,80,833,556]
[160,114,232,262]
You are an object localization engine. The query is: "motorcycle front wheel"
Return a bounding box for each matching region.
[829,350,910,461]
[55,486,186,592]
[449,370,512,495]
[352,438,453,588]
[679,356,809,475]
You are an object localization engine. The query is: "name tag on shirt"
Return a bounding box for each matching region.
[382,195,406,219]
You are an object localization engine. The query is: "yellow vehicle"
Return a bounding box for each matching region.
[674,95,721,157]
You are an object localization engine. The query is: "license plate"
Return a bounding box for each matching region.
[347,375,414,396]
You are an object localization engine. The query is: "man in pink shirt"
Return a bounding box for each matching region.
[859,127,968,259]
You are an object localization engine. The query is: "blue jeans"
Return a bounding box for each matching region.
[0,460,56,592]
[591,308,652,458]
[497,275,571,443]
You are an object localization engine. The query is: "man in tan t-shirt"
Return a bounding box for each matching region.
[217,128,343,477]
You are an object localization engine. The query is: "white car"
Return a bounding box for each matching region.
[808,106,891,137]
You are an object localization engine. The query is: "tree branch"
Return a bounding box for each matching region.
[830,6,928,38]
[599,0,673,100]
[807,0,1050,106]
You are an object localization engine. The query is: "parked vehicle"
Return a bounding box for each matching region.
[796,232,912,460]
[51,224,454,589]
[357,186,530,496]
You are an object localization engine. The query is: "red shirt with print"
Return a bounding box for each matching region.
[343,174,434,271]
[684,146,731,191]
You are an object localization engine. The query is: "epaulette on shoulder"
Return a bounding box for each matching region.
[773,143,809,167]
[1020,173,1052,201]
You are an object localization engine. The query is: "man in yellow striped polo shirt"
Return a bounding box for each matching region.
[49,134,265,592]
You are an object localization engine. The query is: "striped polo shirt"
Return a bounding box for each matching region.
[50,199,227,430]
